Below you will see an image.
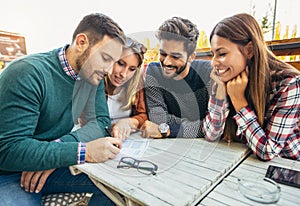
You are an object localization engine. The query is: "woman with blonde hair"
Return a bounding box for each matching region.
[203,13,300,161]
[105,37,148,140]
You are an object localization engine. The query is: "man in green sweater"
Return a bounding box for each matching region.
[0,13,125,205]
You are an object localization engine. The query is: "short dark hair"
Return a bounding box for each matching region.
[156,17,199,56]
[72,13,126,46]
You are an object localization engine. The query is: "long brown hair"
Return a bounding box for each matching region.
[209,13,300,140]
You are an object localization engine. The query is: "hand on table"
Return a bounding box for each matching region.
[140,120,163,138]
[112,118,137,141]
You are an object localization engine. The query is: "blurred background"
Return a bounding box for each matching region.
[0,0,298,53]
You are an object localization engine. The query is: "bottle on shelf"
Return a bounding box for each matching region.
[283,25,289,39]
[274,21,281,40]
[292,24,297,38]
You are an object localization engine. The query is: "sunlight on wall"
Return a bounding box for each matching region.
[0,0,299,54]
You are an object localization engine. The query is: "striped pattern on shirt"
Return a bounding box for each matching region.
[77,142,86,164]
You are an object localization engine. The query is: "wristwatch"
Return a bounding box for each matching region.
[158,123,169,137]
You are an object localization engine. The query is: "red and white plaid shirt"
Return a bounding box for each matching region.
[203,75,300,161]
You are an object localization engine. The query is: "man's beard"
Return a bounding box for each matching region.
[161,60,188,79]
[76,47,91,71]
[175,61,187,76]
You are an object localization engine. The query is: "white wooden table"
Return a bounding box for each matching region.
[199,154,300,206]
[73,136,250,206]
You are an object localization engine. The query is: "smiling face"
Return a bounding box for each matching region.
[108,48,139,88]
[159,39,190,79]
[210,35,248,83]
[77,35,123,86]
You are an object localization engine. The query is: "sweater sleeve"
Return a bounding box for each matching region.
[0,60,78,173]
[63,80,111,142]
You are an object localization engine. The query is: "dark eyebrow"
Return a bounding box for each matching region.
[159,49,183,57]
[214,47,225,53]
[170,52,183,57]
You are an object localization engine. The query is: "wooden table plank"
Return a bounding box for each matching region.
[200,154,300,206]
[198,197,231,206]
[75,137,250,205]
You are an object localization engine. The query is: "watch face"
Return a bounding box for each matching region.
[159,123,169,133]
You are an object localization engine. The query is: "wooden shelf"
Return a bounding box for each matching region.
[287,61,300,69]
[266,38,300,57]
[266,37,300,44]
[195,38,300,70]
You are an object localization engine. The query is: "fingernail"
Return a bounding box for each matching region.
[20,184,23,187]
[35,189,39,193]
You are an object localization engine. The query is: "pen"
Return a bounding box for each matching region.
[105,126,112,137]
[105,126,119,148]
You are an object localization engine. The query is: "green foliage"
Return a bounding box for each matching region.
[250,0,274,34]
[261,15,272,34]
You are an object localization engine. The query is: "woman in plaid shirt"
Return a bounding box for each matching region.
[203,13,300,161]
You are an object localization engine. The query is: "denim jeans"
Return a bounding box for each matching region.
[0,167,115,206]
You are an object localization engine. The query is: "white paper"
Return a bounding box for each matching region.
[116,137,149,160]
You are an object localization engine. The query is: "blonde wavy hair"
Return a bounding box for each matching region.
[106,37,147,110]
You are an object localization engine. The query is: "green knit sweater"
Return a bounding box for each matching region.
[0,49,110,175]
